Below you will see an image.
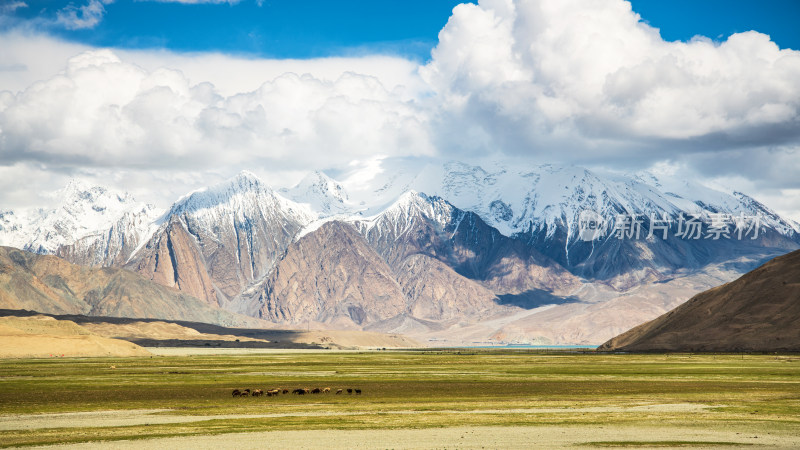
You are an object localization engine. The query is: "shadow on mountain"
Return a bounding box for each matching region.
[495,289,580,309]
[126,338,319,349]
[0,308,322,349]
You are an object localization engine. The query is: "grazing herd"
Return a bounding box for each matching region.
[231,387,362,397]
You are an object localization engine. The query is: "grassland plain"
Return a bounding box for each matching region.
[0,350,798,448]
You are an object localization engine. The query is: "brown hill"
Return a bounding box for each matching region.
[0,309,420,349]
[599,249,800,352]
[0,315,150,358]
[0,246,266,328]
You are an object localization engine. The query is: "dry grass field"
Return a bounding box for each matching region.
[0,350,798,448]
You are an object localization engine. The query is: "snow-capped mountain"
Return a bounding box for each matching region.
[3,162,799,345]
[279,170,356,217]
[347,161,799,242]
[0,210,25,249]
[349,190,580,297]
[336,161,799,282]
[0,180,161,267]
[6,162,798,288]
[125,171,315,305]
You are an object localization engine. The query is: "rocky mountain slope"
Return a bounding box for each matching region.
[236,221,408,327]
[599,249,800,352]
[348,162,800,286]
[350,191,580,304]
[125,172,314,306]
[1,162,799,345]
[0,246,263,328]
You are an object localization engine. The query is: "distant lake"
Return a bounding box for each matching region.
[454,345,596,349]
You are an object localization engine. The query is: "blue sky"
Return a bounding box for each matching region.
[6,0,468,60]
[630,0,799,50]
[4,0,799,60]
[1,0,799,220]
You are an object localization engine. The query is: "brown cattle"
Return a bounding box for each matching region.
[282,389,289,394]
[232,389,242,397]
[336,389,343,394]
[311,388,321,394]
[355,389,362,395]
[252,389,263,397]
[322,387,331,394]
[347,388,353,394]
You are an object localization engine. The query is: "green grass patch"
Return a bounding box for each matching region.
[0,351,798,447]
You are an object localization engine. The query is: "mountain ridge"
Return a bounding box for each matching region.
[1,162,798,345]
[0,246,264,328]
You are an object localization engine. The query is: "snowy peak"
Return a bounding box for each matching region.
[280,170,355,217]
[170,171,273,215]
[351,190,461,241]
[0,210,25,248]
[360,191,451,223]
[2,180,160,255]
[165,171,314,226]
[57,179,140,220]
[362,161,799,243]
[732,192,800,235]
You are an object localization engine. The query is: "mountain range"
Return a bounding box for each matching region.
[1,161,798,345]
[0,246,262,328]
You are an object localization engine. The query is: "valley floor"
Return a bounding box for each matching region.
[17,424,800,449]
[0,351,798,448]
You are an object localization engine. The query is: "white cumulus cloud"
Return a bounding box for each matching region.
[422,0,800,160]
[0,48,433,175]
[1,0,800,221]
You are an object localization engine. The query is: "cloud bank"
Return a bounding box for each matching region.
[1,0,799,217]
[422,0,800,159]
[0,50,432,172]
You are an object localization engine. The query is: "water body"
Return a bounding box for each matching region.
[454,345,596,350]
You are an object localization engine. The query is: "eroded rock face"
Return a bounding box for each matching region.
[0,246,263,327]
[394,254,503,322]
[124,172,313,306]
[352,192,581,303]
[242,221,407,326]
[124,218,219,307]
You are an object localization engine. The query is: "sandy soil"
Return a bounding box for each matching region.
[0,310,422,351]
[0,404,717,432]
[80,321,270,343]
[0,316,150,358]
[7,404,799,448]
[21,424,799,449]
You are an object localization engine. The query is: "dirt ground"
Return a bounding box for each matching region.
[0,311,421,354]
[20,424,799,449]
[6,405,800,449]
[0,316,150,358]
[0,404,714,432]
